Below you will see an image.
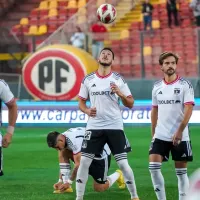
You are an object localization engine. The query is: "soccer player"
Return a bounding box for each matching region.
[47,127,125,193]
[0,79,18,176]
[149,52,194,200]
[76,47,139,200]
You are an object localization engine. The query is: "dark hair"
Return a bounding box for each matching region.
[100,47,114,59]
[47,131,60,148]
[159,51,179,65]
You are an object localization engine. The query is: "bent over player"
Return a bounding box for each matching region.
[149,52,194,200]
[47,127,125,193]
[77,48,139,200]
[0,79,18,176]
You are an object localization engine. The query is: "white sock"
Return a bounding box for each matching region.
[107,172,120,188]
[76,154,94,200]
[60,163,71,183]
[176,168,189,200]
[115,154,138,199]
[149,162,166,200]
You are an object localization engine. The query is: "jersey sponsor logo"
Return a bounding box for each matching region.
[174,88,180,95]
[91,84,96,87]
[158,91,162,94]
[158,100,181,104]
[91,91,111,96]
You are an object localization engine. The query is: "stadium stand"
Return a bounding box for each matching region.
[2,0,198,78]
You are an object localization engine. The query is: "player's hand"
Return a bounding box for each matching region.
[85,107,96,117]
[172,131,182,146]
[2,133,12,148]
[53,182,62,190]
[58,183,70,192]
[110,84,123,97]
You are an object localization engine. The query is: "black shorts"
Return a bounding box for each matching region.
[81,129,131,156]
[89,155,111,184]
[149,138,193,162]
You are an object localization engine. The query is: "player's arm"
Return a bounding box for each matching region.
[69,152,81,182]
[177,104,193,134]
[172,104,193,145]
[111,79,134,108]
[58,152,81,192]
[119,94,134,109]
[54,150,71,190]
[78,79,96,116]
[173,82,194,145]
[79,98,96,117]
[151,85,158,137]
[0,81,18,148]
[151,106,158,137]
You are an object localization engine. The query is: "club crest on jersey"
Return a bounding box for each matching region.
[174,88,180,95]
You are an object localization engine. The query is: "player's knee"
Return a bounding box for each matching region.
[93,183,105,192]
[93,185,102,192]
[116,159,130,171]
[149,162,162,178]
[80,156,93,169]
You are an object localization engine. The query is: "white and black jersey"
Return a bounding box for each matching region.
[62,127,111,159]
[152,76,194,141]
[78,71,132,130]
[0,80,14,127]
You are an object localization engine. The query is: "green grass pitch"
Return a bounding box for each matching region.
[0,126,200,200]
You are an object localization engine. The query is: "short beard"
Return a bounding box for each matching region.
[165,69,175,76]
[99,61,112,67]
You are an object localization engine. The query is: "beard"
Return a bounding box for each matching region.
[164,68,176,76]
[99,60,112,67]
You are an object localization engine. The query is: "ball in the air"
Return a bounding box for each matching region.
[97,4,117,24]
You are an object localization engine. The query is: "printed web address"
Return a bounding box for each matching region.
[2,109,152,123]
[2,110,200,124]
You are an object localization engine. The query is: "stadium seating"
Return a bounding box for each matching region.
[9,0,198,78]
[11,0,87,36]
[105,0,197,78]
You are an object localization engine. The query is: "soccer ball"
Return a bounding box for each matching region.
[97,4,117,24]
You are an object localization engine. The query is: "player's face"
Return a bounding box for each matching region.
[161,56,177,76]
[98,50,113,67]
[54,136,65,151]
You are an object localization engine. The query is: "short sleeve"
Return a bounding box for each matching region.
[0,80,14,104]
[184,82,195,105]
[152,86,158,107]
[78,79,89,100]
[119,76,132,98]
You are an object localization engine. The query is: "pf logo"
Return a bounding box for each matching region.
[23,45,98,100]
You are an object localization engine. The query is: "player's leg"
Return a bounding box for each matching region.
[93,171,123,192]
[76,130,106,200]
[90,155,122,192]
[172,141,193,200]
[0,133,3,176]
[106,130,139,200]
[149,138,170,200]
